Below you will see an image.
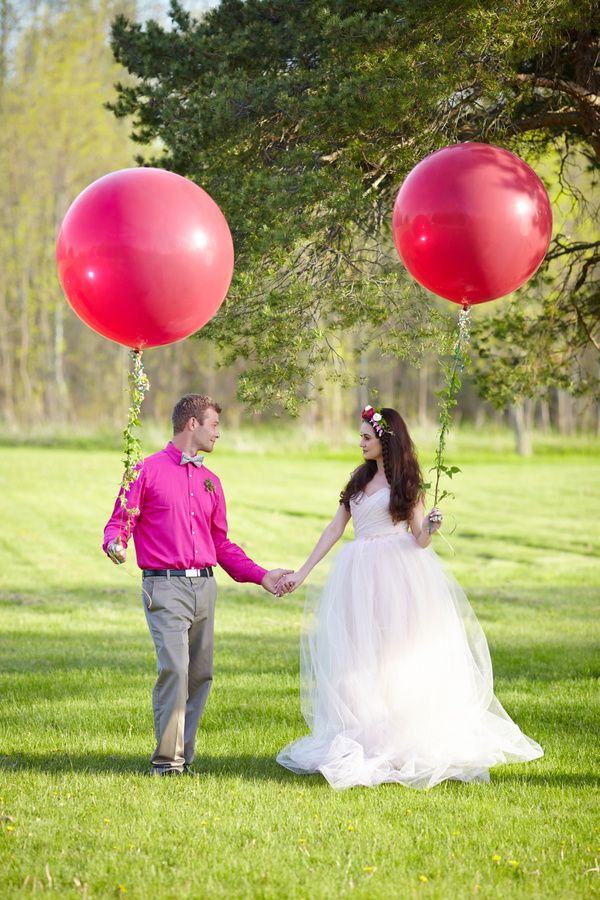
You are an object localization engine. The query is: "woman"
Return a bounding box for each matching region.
[276,405,543,790]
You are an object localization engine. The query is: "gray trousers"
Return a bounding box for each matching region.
[142,574,217,771]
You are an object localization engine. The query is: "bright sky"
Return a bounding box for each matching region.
[138,0,220,19]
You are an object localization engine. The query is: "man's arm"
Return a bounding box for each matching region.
[102,464,145,564]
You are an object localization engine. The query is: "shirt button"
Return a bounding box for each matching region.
[191,512,195,516]
[190,492,194,496]
[189,473,192,478]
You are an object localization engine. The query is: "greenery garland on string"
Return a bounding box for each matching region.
[119,349,150,532]
[424,305,472,508]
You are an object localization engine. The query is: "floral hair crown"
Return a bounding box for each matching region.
[361,405,393,437]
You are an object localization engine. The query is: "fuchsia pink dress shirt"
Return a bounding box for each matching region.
[103,442,267,585]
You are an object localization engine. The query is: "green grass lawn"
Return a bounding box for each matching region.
[0,439,598,898]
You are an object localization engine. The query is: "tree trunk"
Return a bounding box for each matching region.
[53,301,70,421]
[0,281,15,423]
[358,350,369,415]
[556,389,575,435]
[509,400,533,456]
[418,359,429,427]
[0,1,9,84]
[205,342,216,399]
[18,270,33,410]
[538,399,551,433]
[321,377,344,446]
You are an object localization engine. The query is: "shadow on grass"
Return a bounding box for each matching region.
[1,752,597,789]
[490,771,600,788]
[0,751,298,784]
[1,621,597,685]
[0,628,300,678]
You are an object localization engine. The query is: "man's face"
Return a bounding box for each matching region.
[193,407,220,453]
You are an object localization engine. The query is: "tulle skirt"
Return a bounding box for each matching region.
[277,532,543,790]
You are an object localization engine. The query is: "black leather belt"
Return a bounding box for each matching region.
[142,567,213,578]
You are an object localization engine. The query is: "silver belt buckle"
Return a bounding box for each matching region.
[185,568,200,577]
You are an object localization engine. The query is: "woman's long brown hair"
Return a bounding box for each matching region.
[340,408,423,522]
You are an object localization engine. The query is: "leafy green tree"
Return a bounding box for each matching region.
[109,0,599,417]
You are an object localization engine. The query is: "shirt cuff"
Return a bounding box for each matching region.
[249,565,269,586]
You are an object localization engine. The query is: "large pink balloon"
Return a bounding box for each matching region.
[56,168,234,348]
[392,143,552,304]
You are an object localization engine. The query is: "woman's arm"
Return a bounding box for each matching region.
[277,503,351,594]
[408,498,443,549]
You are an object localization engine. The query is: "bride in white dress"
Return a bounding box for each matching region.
[276,405,543,790]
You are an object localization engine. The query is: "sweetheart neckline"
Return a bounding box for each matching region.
[360,485,390,500]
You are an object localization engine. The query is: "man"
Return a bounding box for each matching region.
[103,393,291,776]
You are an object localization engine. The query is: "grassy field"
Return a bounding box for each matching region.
[0,437,598,898]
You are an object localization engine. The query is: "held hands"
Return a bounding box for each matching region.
[275,572,305,597]
[426,507,443,535]
[261,568,294,595]
[107,536,127,565]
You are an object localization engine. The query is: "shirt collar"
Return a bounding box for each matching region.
[164,441,183,464]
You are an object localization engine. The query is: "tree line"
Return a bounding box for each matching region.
[0,0,598,450]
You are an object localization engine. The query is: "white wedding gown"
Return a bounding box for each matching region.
[277,487,543,789]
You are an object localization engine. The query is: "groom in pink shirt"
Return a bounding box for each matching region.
[103,393,290,776]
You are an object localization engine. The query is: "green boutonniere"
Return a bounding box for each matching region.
[204,479,215,493]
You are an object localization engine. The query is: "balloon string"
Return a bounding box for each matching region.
[114,559,154,608]
[119,349,150,538]
[436,528,456,555]
[431,304,471,508]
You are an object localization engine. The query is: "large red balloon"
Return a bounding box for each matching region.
[392,143,552,304]
[56,168,234,348]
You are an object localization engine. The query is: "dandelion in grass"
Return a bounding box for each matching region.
[418,874,429,883]
[492,854,501,864]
